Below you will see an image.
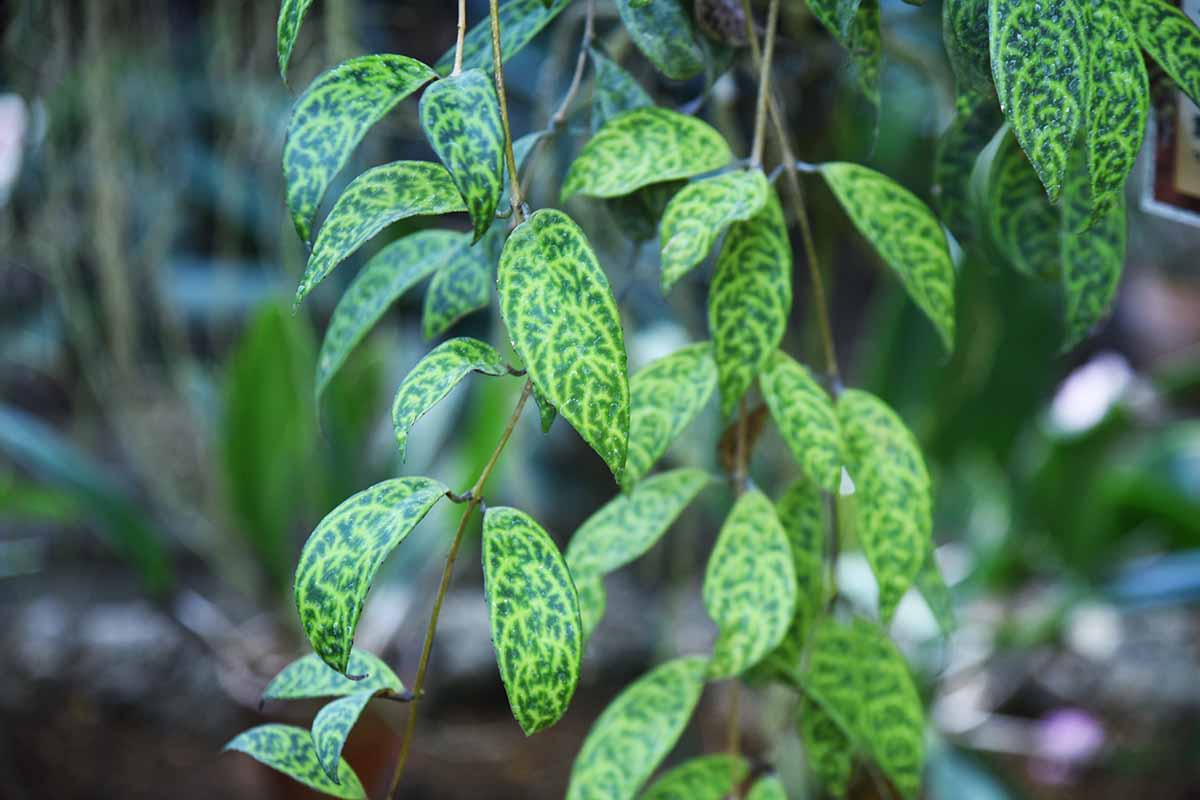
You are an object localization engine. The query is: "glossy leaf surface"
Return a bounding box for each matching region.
[262,650,402,701]
[760,352,843,493]
[225,724,365,799]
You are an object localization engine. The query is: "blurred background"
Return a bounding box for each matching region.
[2,0,1200,797]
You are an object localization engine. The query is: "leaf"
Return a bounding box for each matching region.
[808,0,882,108]
[838,389,931,624]
[641,754,749,800]
[624,342,717,489]
[392,338,509,461]
[315,230,460,401]
[420,69,506,242]
[277,0,317,80]
[435,0,571,75]
[566,656,708,800]
[533,384,558,433]
[986,129,1060,280]
[284,55,436,242]
[615,0,708,80]
[941,0,992,93]
[659,169,770,292]
[708,190,792,417]
[704,489,797,679]
[225,724,365,800]
[932,90,1004,247]
[605,181,686,243]
[589,47,653,134]
[262,650,403,701]
[769,478,830,664]
[312,690,375,782]
[1126,0,1200,106]
[989,0,1087,202]
[295,161,467,306]
[562,108,733,201]
[577,574,607,641]
[760,352,843,493]
[745,775,788,800]
[823,162,956,351]
[799,695,854,798]
[566,468,709,577]
[482,506,582,735]
[295,477,447,673]
[914,548,956,636]
[497,209,630,480]
[421,229,498,340]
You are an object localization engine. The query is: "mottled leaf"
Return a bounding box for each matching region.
[1127,0,1200,106]
[482,506,582,735]
[262,650,403,701]
[225,724,365,799]
[435,0,571,75]
[577,574,607,641]
[808,0,882,108]
[284,55,436,242]
[986,130,1060,280]
[760,352,843,493]
[422,228,502,339]
[941,0,991,93]
[932,90,1004,247]
[295,478,447,673]
[312,691,374,782]
[765,477,830,671]
[914,548,956,636]
[641,755,749,800]
[616,0,708,80]
[497,209,630,480]
[277,0,317,80]
[590,47,653,134]
[745,775,788,800]
[799,695,854,798]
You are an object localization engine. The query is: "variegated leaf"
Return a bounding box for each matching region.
[312,690,374,782]
[765,477,830,671]
[746,775,788,800]
[616,0,707,80]
[808,0,882,108]
[932,90,1004,247]
[799,695,854,798]
[941,0,991,93]
[277,0,317,81]
[1062,144,1126,350]
[422,227,502,340]
[435,0,571,75]
[641,754,749,800]
[225,724,365,799]
[590,47,653,134]
[987,129,1060,280]
[760,351,843,493]
[262,649,403,701]
[577,574,607,641]
[1127,0,1200,106]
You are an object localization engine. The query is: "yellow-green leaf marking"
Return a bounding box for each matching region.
[932,90,1004,247]
[987,129,1060,280]
[262,649,403,701]
[799,695,854,797]
[566,656,708,800]
[942,0,991,93]
[311,690,375,782]
[225,723,365,800]
[616,0,708,80]
[497,209,630,481]
[641,754,749,800]
[823,162,955,352]
[589,46,653,134]
[761,351,843,493]
[562,107,733,201]
[746,775,788,800]
[659,169,769,292]
[434,0,571,75]
[422,228,499,339]
[482,506,582,735]
[1127,0,1200,107]
[277,0,317,81]
[295,477,447,673]
[284,55,436,242]
[808,0,882,108]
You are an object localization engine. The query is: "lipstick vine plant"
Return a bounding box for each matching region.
[225,0,1200,797]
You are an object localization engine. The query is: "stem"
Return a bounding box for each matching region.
[451,0,467,76]
[550,0,595,127]
[489,0,526,222]
[749,0,780,167]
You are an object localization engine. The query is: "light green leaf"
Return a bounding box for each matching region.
[708,190,792,417]
[746,775,787,800]
[577,574,607,641]
[1127,0,1200,106]
[263,650,403,700]
[704,489,797,679]
[659,169,769,292]
[808,0,881,108]
[284,55,436,242]
[566,656,708,800]
[590,47,653,134]
[277,0,317,81]
[225,724,365,800]
[799,695,854,798]
[295,477,447,673]
[941,0,991,93]
[497,209,630,481]
[823,162,955,351]
[566,468,709,577]
[562,108,733,201]
[616,0,707,80]
[760,352,843,493]
[482,506,582,735]
[987,129,1060,280]
[295,161,466,306]
[989,0,1087,202]
[315,230,460,401]
[1062,144,1126,350]
[420,69,505,242]
[838,389,931,624]
[435,0,571,75]
[641,754,749,800]
[624,342,717,489]
[312,690,375,782]
[914,547,956,636]
[932,90,1004,247]
[422,228,502,340]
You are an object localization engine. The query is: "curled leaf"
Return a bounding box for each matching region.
[312,691,375,782]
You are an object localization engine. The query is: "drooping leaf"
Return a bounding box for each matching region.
[391,338,509,462]
[566,656,708,800]
[482,506,582,735]
[566,468,709,576]
[932,90,1004,247]
[497,209,630,480]
[799,695,854,798]
[262,650,403,701]
[435,0,571,75]
[421,228,500,339]
[277,0,317,81]
[589,47,653,134]
[295,478,447,673]
[704,489,797,679]
[760,352,843,494]
[659,169,769,292]
[615,0,708,80]
[641,754,750,800]
[577,574,607,641]
[1126,0,1200,106]
[822,162,955,352]
[624,342,718,489]
[808,0,882,108]
[295,161,466,306]
[420,69,505,242]
[312,691,375,782]
[838,389,931,623]
[941,0,992,93]
[986,129,1060,280]
[225,724,365,800]
[708,190,792,417]
[562,108,732,201]
[284,55,436,242]
[914,547,956,636]
[745,775,788,800]
[773,477,830,653]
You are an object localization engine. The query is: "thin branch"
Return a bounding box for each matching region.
[749,0,780,167]
[451,0,467,76]
[489,0,526,221]
[551,0,595,127]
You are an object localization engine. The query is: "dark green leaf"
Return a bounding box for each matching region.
[641,754,749,800]
[605,181,686,243]
[932,90,1004,247]
[799,695,854,798]
[263,650,403,701]
[312,691,375,782]
[807,0,882,108]
[225,723,365,799]
[616,0,708,80]
[277,0,317,81]
[533,384,558,433]
[760,351,843,493]
[435,0,572,75]
[422,228,499,339]
[1127,0,1200,106]
[941,0,991,93]
[589,47,653,134]
[986,129,1060,280]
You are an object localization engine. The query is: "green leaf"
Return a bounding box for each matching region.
[745,775,788,800]
[295,161,467,306]
[941,0,992,93]
[590,47,653,134]
[1127,0,1200,106]
[775,477,830,650]
[989,0,1087,202]
[284,55,436,243]
[315,230,460,401]
[616,0,708,80]
[760,352,843,493]
[838,389,931,623]
[808,0,882,108]
[566,656,708,800]
[799,695,854,798]
[914,548,956,636]
[624,342,717,489]
[704,489,797,679]
[420,69,505,242]
[566,468,709,577]
[312,690,375,782]
[391,338,508,461]
[422,228,500,339]
[823,162,956,351]
[263,650,403,701]
[641,754,749,800]
[295,477,447,673]
[225,724,365,800]
[986,129,1060,280]
[482,506,582,735]
[932,90,1004,247]
[562,108,733,201]
[497,209,630,480]
[577,574,607,641]
[435,0,571,75]
[533,384,558,433]
[708,190,792,417]
[606,180,686,243]
[277,0,317,81]
[659,169,770,292]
